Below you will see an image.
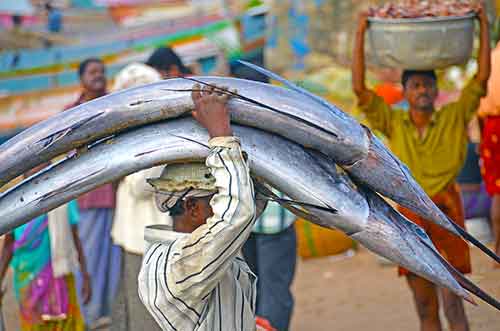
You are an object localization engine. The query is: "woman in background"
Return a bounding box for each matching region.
[0,164,91,330]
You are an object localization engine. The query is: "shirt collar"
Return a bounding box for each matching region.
[144,224,187,245]
[68,91,107,108]
[403,109,438,126]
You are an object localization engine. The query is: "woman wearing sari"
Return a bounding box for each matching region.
[0,199,91,330]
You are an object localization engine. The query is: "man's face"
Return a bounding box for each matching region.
[403,75,438,113]
[193,196,214,225]
[159,64,181,79]
[81,61,106,94]
[175,195,214,233]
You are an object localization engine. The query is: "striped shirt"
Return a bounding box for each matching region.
[138,136,258,331]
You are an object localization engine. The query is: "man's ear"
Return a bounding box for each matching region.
[184,198,197,217]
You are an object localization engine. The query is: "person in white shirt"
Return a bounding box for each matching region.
[138,83,260,330]
[110,63,171,331]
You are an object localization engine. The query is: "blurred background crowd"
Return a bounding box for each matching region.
[1,1,500,331]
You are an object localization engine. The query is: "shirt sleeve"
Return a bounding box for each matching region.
[139,136,256,303]
[445,79,486,125]
[358,91,394,138]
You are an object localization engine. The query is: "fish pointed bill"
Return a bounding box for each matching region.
[419,237,500,310]
[449,221,500,264]
[351,187,472,302]
[345,129,500,264]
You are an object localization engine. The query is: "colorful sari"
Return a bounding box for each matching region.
[11,201,85,331]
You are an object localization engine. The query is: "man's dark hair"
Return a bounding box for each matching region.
[45,3,53,11]
[401,70,437,88]
[78,58,103,78]
[11,15,22,27]
[146,47,191,74]
[169,199,185,217]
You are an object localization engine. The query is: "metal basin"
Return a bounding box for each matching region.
[367,14,475,70]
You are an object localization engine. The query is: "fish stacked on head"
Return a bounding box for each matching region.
[0,65,499,310]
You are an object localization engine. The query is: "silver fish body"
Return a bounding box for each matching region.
[0,119,476,304]
[235,63,464,238]
[1,76,495,260]
[0,77,368,187]
[344,130,455,234]
[0,118,369,236]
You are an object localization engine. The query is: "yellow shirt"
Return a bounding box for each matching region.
[359,80,485,196]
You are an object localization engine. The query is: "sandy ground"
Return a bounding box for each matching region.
[2,246,499,331]
[290,246,500,331]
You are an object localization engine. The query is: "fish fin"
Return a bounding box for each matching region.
[449,267,500,309]
[134,147,164,158]
[237,60,337,112]
[450,220,500,264]
[253,183,338,214]
[181,77,285,117]
[279,198,338,214]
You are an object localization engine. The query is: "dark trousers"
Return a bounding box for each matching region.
[242,225,297,331]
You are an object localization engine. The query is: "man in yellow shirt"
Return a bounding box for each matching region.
[352,6,491,331]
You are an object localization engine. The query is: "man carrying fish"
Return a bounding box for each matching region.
[352,4,490,331]
[138,84,259,330]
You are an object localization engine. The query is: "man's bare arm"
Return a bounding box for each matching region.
[476,4,491,89]
[352,13,373,105]
[191,84,233,138]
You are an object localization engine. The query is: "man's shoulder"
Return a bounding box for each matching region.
[361,90,407,115]
[64,93,90,110]
[64,100,81,111]
[144,224,186,248]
